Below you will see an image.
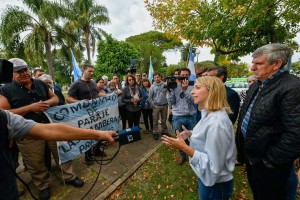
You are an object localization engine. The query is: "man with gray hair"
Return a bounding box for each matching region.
[236,43,300,200]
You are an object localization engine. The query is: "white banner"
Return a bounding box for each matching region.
[45,94,119,164]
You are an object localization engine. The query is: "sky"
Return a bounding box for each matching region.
[1,0,300,65]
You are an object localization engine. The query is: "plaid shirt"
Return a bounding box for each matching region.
[241,69,285,138]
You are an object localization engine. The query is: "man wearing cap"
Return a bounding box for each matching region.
[0,58,84,200]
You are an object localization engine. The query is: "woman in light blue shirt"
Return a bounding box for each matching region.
[162,76,235,200]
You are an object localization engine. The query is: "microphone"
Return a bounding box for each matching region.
[114,126,141,145]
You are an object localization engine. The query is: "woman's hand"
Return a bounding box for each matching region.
[161,131,187,150]
[180,125,192,140]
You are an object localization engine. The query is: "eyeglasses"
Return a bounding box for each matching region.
[128,79,134,81]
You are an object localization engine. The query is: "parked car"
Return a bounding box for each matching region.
[225,82,248,95]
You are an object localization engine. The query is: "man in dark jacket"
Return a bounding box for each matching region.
[236,43,300,200]
[207,67,240,124]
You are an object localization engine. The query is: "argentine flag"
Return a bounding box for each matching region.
[71,49,82,81]
[148,56,154,83]
[188,48,196,81]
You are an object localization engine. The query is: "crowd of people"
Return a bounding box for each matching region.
[1,43,300,200]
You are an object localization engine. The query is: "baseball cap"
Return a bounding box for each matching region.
[8,58,29,72]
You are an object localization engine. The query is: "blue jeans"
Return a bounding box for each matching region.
[285,167,298,200]
[172,114,196,157]
[198,178,233,200]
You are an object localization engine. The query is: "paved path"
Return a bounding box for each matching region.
[18,125,168,200]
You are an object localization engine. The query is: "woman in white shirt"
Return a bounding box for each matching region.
[162,76,235,200]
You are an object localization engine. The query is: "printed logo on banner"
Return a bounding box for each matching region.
[45,94,120,164]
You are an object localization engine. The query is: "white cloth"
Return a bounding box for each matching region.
[189,109,235,186]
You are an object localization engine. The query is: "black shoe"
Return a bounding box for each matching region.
[39,187,50,200]
[176,156,185,165]
[153,133,159,140]
[65,177,85,188]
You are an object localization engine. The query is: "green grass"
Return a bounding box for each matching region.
[107,145,253,200]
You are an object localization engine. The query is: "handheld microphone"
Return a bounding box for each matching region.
[114,126,141,145]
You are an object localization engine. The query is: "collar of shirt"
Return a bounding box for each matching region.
[259,68,285,87]
[12,79,34,89]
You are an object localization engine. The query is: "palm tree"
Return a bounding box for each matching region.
[0,0,71,79]
[65,0,110,64]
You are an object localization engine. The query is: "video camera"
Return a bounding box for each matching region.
[0,59,13,85]
[165,76,189,90]
[127,59,137,74]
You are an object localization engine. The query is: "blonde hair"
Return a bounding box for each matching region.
[196,76,232,114]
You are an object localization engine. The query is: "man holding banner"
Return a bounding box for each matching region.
[66,64,106,165]
[0,58,84,200]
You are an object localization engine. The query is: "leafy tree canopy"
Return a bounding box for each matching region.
[64,0,110,64]
[125,31,182,74]
[0,1,75,79]
[95,35,140,79]
[145,0,300,60]
[126,31,182,51]
[291,61,300,76]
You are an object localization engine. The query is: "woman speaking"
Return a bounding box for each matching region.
[162,76,235,200]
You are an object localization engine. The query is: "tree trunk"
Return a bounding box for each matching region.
[85,28,91,64]
[45,31,55,80]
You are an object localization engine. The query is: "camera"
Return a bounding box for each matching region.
[165,76,188,90]
[0,59,13,85]
[127,59,137,74]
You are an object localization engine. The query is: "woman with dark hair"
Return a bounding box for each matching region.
[140,78,153,133]
[95,78,107,97]
[121,75,142,127]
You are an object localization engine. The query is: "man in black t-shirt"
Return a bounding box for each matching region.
[67,64,106,165]
[67,65,98,102]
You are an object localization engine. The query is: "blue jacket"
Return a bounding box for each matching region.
[140,87,150,109]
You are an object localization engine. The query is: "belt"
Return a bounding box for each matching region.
[155,103,168,106]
